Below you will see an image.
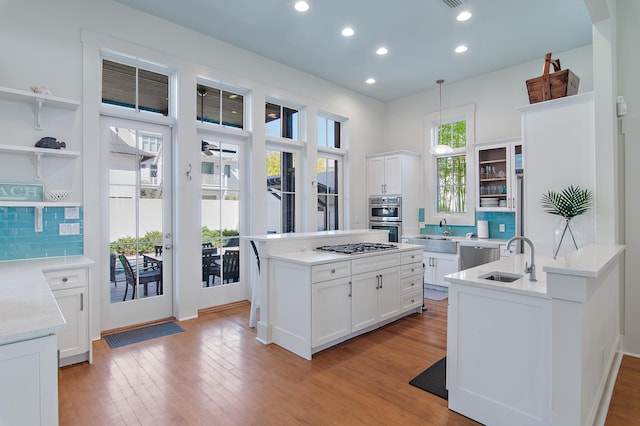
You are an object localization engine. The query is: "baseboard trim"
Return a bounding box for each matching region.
[592,335,623,426]
[198,300,250,315]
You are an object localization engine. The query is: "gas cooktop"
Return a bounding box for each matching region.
[315,242,398,255]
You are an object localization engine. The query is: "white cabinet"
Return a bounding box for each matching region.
[271,247,423,359]
[0,334,58,426]
[44,266,91,366]
[351,267,401,332]
[367,154,403,195]
[423,252,459,288]
[476,138,522,211]
[311,261,351,348]
[367,151,420,196]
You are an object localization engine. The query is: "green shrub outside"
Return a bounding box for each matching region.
[110,228,238,255]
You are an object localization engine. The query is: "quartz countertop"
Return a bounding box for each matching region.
[244,229,389,242]
[445,243,625,299]
[0,256,93,346]
[445,254,551,298]
[270,243,424,266]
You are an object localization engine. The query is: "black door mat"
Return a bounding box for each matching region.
[409,356,448,400]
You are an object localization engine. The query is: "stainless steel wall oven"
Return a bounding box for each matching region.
[369,196,402,242]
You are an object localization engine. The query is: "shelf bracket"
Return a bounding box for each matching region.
[34,98,44,130]
[34,152,43,181]
[34,206,43,232]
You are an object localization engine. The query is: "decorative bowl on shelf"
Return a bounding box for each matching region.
[45,190,72,202]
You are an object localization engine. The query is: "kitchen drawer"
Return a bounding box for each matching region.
[311,261,350,283]
[401,275,422,294]
[401,262,423,279]
[401,288,423,311]
[43,268,87,291]
[352,252,401,275]
[401,249,422,265]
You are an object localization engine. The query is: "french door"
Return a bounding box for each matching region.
[102,117,173,330]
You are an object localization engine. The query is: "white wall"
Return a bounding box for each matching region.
[617,0,640,355]
[383,45,593,154]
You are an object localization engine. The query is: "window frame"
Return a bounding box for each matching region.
[424,104,476,226]
[195,78,248,130]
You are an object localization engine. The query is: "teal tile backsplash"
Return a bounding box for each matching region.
[421,211,516,239]
[0,206,83,261]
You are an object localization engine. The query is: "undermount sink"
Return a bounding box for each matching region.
[408,236,457,254]
[479,271,524,283]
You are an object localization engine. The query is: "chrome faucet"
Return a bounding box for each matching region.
[439,218,452,236]
[506,236,536,281]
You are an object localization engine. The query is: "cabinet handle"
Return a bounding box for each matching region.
[411,282,415,287]
[348,281,352,297]
[62,277,68,283]
[331,269,336,274]
[80,293,84,311]
[379,275,383,289]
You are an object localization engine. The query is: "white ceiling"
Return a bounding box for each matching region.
[113,0,593,102]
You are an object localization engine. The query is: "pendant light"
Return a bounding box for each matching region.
[430,79,453,155]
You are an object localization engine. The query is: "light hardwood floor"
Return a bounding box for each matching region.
[59,299,637,425]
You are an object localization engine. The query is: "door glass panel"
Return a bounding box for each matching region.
[266,149,296,233]
[109,126,164,303]
[202,139,240,287]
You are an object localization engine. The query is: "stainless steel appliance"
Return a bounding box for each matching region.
[315,242,398,255]
[369,196,402,242]
[369,196,402,222]
[459,244,500,270]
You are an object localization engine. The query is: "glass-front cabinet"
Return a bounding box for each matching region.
[476,138,522,211]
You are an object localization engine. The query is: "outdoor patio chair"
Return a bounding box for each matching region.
[118,254,162,301]
[214,249,240,284]
[110,253,118,287]
[202,247,219,286]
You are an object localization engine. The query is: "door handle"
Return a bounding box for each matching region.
[80,292,84,311]
[165,244,172,250]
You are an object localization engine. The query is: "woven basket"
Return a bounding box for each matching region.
[45,190,72,202]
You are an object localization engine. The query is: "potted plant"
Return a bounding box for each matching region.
[541,185,593,259]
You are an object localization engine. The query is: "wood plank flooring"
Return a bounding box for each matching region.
[58,299,638,425]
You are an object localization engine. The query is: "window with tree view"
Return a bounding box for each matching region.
[435,119,467,213]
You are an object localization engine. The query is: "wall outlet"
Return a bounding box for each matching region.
[64,207,80,219]
[59,223,80,235]
[499,223,506,233]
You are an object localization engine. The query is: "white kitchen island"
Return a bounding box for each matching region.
[244,230,424,359]
[445,244,624,426]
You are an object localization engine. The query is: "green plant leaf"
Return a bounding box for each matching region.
[540,185,593,219]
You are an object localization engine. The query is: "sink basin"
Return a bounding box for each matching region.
[408,237,457,254]
[478,271,524,283]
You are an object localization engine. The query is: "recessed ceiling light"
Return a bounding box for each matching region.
[341,27,354,37]
[294,1,309,12]
[456,11,472,21]
[455,45,468,53]
[376,47,388,56]
[366,78,376,84]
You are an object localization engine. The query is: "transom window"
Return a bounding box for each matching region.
[317,116,341,148]
[196,83,244,129]
[266,102,299,140]
[102,59,169,116]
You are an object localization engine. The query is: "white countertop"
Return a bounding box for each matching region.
[244,229,390,242]
[542,244,625,277]
[270,243,424,266]
[445,243,625,299]
[0,256,93,346]
[445,254,551,298]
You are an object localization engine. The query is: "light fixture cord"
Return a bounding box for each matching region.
[437,79,444,145]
